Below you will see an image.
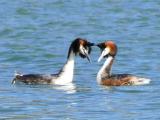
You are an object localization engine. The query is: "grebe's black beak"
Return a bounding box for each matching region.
[86,42,94,62]
[85,52,91,62]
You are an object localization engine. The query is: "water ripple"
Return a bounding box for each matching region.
[0,0,160,120]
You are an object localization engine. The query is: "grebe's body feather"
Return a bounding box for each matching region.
[12,38,94,85]
[97,41,150,86]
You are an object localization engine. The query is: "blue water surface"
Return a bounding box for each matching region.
[0,0,160,120]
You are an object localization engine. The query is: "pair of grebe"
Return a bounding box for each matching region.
[12,38,150,86]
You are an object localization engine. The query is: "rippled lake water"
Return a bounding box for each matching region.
[0,0,160,119]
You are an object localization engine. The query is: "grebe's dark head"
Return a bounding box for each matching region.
[68,38,94,62]
[97,41,117,62]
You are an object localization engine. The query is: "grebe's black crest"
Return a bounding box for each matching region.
[67,38,94,59]
[97,42,106,51]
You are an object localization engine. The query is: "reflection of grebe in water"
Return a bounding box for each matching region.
[96,41,150,86]
[54,83,77,94]
[12,38,94,85]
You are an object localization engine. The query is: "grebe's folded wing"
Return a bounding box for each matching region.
[13,74,58,84]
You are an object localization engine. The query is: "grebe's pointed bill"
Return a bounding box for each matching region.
[86,42,94,62]
[86,53,91,62]
[98,47,110,62]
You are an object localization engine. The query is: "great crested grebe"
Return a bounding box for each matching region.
[96,41,150,86]
[12,38,94,85]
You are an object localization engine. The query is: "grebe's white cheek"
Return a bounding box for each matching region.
[79,45,90,62]
[98,47,110,62]
[79,45,86,55]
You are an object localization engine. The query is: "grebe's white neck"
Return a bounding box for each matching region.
[97,56,114,84]
[54,50,75,85]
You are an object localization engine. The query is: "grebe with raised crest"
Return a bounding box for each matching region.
[96,41,150,86]
[12,38,94,85]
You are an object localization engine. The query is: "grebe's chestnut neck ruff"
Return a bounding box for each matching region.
[97,40,150,86]
[12,38,94,85]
